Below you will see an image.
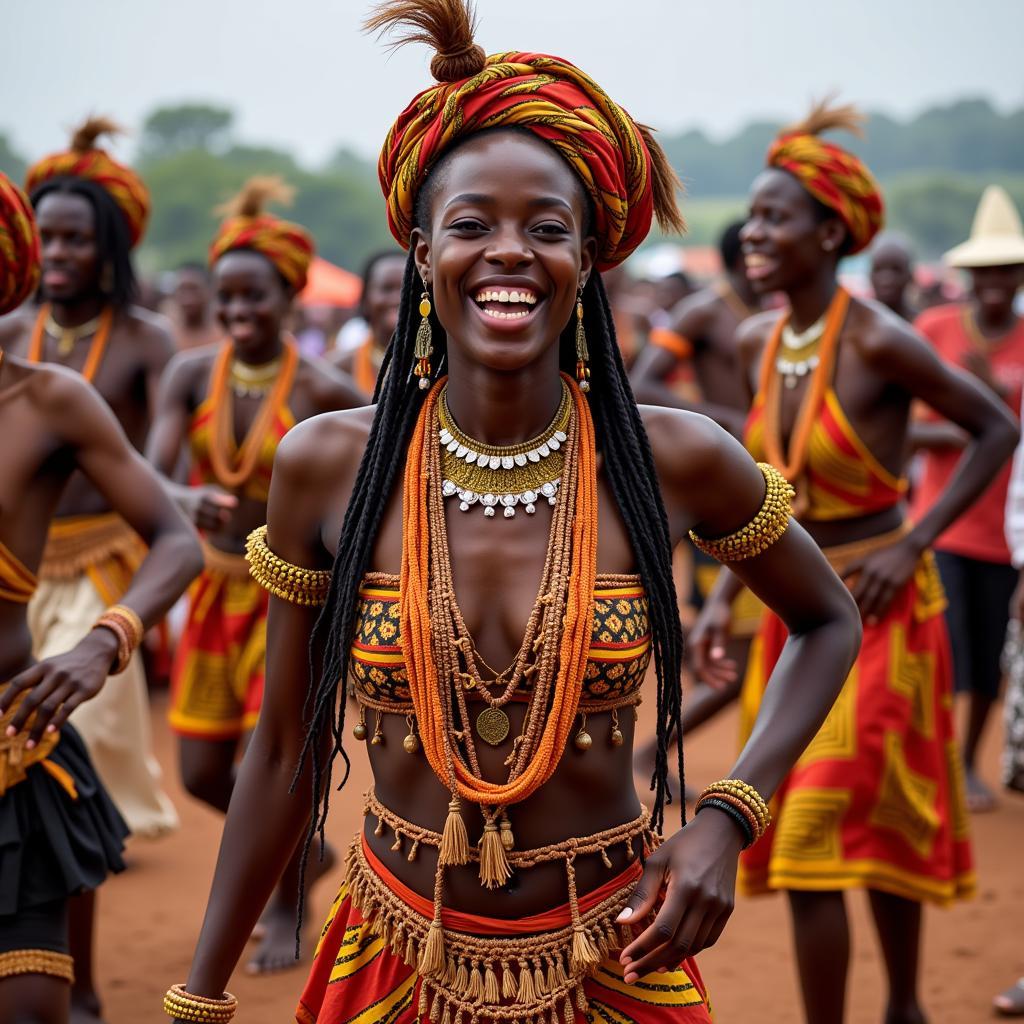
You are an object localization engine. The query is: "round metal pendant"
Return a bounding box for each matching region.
[476,706,510,746]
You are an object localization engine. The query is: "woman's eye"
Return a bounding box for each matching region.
[450,219,486,232]
[534,222,570,236]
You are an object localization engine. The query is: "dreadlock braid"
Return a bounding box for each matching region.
[292,238,687,940]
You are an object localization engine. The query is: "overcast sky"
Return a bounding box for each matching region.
[3,0,1021,168]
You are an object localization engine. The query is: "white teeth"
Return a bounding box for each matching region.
[473,288,538,305]
[480,307,531,320]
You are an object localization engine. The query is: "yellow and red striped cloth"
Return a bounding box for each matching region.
[0,172,40,315]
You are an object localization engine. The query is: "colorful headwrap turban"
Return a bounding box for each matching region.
[208,177,315,293]
[25,118,150,248]
[374,8,683,273]
[0,172,41,316]
[766,103,884,255]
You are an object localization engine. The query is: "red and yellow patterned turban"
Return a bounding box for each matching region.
[0,172,40,315]
[25,118,150,248]
[370,2,683,272]
[766,101,884,255]
[208,177,315,293]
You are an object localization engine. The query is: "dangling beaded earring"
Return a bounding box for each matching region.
[574,286,591,392]
[414,282,434,390]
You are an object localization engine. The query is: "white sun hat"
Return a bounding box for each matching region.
[945,185,1024,269]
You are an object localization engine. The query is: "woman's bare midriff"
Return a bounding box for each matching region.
[364,700,644,918]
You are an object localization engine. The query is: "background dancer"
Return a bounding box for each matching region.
[148,177,365,974]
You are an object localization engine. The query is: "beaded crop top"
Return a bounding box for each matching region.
[349,572,651,711]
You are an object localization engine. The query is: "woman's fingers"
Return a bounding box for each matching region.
[25,681,74,745]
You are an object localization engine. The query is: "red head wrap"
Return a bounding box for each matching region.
[0,172,40,316]
[25,118,150,248]
[766,102,884,255]
[370,2,684,272]
[208,177,315,293]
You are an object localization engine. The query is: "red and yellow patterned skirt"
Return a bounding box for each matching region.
[297,835,714,1024]
[168,544,267,740]
[739,547,974,905]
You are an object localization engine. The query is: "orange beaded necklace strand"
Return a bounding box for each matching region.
[206,336,298,490]
[401,374,598,884]
[759,285,850,482]
[28,304,114,382]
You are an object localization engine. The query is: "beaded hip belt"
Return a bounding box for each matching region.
[353,793,658,1024]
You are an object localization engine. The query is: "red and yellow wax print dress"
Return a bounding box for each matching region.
[740,335,974,904]
[168,369,295,740]
[296,575,714,1024]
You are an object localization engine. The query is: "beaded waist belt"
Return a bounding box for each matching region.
[39,513,145,581]
[348,829,650,1024]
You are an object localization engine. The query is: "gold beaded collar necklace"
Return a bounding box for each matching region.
[438,381,571,519]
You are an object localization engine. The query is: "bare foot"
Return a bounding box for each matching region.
[966,769,998,813]
[995,979,1024,1017]
[70,989,105,1024]
[246,842,337,975]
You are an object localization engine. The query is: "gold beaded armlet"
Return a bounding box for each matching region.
[689,462,794,562]
[245,525,332,607]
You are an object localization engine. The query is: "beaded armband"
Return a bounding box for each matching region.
[245,525,332,607]
[688,462,794,562]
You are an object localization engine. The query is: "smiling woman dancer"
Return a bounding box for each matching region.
[0,171,202,1024]
[165,4,863,1023]
[147,177,366,974]
[692,103,1019,1024]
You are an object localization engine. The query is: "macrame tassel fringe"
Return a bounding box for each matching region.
[478,820,512,888]
[571,925,601,970]
[439,796,470,866]
[502,962,518,999]
[516,960,536,1004]
[420,918,447,978]
[483,963,500,1004]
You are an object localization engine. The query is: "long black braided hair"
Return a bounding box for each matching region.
[291,137,686,940]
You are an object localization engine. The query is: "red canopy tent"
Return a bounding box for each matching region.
[300,257,361,308]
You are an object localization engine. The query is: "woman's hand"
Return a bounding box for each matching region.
[616,810,744,980]
[182,484,238,532]
[0,628,119,746]
[844,534,924,625]
[688,598,738,689]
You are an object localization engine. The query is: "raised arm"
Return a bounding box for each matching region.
[619,411,862,977]
[179,415,353,1005]
[629,297,747,437]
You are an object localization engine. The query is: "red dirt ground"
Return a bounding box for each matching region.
[96,692,1022,1023]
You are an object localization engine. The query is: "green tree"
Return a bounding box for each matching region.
[140,104,234,161]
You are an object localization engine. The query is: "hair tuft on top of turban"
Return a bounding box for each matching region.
[367,0,683,270]
[0,172,41,316]
[766,96,884,255]
[209,176,315,293]
[25,116,151,248]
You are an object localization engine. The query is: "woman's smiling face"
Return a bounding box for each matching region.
[412,130,596,374]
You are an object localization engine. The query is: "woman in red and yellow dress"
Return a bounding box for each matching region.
[164,5,865,1023]
[147,177,365,974]
[693,102,1018,1024]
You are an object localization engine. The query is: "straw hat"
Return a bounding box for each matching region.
[945,185,1024,268]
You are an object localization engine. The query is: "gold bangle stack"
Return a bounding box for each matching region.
[695,778,772,844]
[245,525,332,607]
[163,984,237,1022]
[0,948,75,982]
[92,604,144,675]
[689,462,794,562]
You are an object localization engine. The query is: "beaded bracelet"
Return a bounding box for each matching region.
[689,462,795,562]
[245,525,332,607]
[163,984,237,1022]
[696,778,772,844]
[92,604,144,675]
[695,796,755,848]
